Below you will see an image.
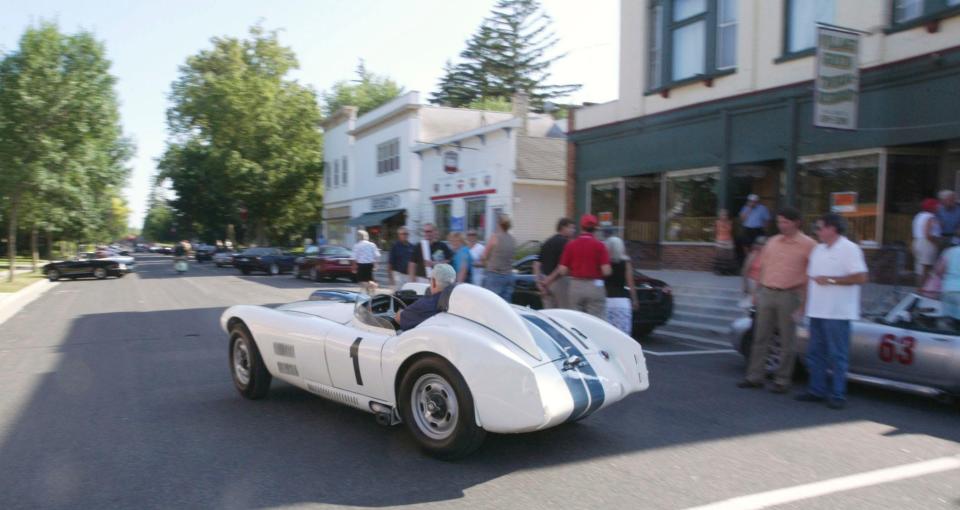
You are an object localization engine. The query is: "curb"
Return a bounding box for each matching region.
[0,278,58,328]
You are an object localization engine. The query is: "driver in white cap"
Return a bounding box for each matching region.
[395,264,457,330]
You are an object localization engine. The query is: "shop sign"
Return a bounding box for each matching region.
[370,194,400,211]
[830,191,858,213]
[451,216,465,232]
[815,26,859,130]
[444,151,459,174]
[598,211,614,226]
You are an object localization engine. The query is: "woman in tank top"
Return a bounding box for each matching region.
[603,235,638,336]
[482,214,517,301]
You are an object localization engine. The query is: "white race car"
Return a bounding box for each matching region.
[221,283,650,459]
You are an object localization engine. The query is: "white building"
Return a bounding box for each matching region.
[321,91,513,247]
[412,100,567,245]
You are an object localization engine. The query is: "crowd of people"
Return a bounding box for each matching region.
[355,213,643,336]
[912,190,960,324]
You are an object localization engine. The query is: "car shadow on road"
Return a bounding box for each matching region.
[0,305,958,509]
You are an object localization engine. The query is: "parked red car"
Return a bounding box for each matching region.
[292,245,357,282]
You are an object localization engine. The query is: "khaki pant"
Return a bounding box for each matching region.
[568,278,606,319]
[746,287,802,386]
[542,276,570,309]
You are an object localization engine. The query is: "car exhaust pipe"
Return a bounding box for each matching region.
[370,402,398,426]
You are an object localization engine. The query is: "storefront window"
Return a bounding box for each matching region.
[466,198,486,239]
[665,170,719,242]
[589,181,621,230]
[799,154,879,243]
[434,202,451,239]
[326,220,350,247]
[884,154,939,245]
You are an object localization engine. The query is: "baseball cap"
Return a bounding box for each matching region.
[580,214,598,229]
[747,194,759,201]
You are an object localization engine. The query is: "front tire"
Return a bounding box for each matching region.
[398,356,485,460]
[93,267,107,279]
[229,325,272,399]
[268,263,280,276]
[310,267,320,282]
[241,268,251,275]
[47,269,60,282]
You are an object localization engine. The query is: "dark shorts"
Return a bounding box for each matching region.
[356,263,374,282]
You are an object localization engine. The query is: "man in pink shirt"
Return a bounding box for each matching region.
[738,207,817,393]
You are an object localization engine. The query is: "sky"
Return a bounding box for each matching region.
[2,0,619,228]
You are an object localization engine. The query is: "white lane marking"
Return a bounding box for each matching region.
[643,349,738,357]
[685,455,960,510]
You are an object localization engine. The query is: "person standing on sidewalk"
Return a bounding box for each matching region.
[482,214,517,301]
[543,214,611,319]
[737,194,770,267]
[387,227,413,289]
[603,234,639,335]
[535,217,575,308]
[408,223,453,284]
[738,207,817,393]
[352,230,380,294]
[466,230,485,286]
[795,214,868,409]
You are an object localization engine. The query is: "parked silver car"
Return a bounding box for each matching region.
[730,293,960,402]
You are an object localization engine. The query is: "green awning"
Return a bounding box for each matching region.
[347,209,405,227]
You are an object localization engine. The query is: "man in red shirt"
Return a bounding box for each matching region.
[543,214,612,318]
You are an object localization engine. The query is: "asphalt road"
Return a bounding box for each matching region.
[0,254,958,510]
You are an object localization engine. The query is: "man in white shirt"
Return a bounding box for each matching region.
[796,213,868,410]
[352,230,380,294]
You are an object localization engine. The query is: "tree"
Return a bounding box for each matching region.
[0,22,131,281]
[160,26,323,246]
[322,60,405,117]
[429,0,581,110]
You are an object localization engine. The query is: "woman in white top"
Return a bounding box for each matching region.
[352,230,380,293]
[912,198,941,286]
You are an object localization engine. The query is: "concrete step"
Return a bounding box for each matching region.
[673,303,744,321]
[653,328,736,349]
[669,285,743,299]
[671,310,735,328]
[672,293,744,308]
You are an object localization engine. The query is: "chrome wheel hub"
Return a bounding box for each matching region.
[411,374,458,440]
[233,338,251,386]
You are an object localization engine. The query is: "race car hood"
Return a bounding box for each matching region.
[274,300,354,325]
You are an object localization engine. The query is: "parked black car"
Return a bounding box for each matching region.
[511,255,673,338]
[233,247,298,275]
[43,257,127,281]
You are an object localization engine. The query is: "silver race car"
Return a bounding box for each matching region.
[730,293,960,402]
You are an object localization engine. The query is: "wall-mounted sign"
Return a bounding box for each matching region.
[444,151,459,174]
[370,194,400,211]
[830,191,858,213]
[598,211,613,226]
[815,26,859,130]
[451,216,465,232]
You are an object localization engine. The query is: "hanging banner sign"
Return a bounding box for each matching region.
[830,191,858,213]
[815,26,860,130]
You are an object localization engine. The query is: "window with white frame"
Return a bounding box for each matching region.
[333,159,340,187]
[784,0,834,55]
[647,0,737,91]
[892,0,960,24]
[377,139,400,175]
[324,161,330,187]
[341,156,348,185]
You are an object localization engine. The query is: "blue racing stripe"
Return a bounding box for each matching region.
[526,316,606,421]
[522,317,589,419]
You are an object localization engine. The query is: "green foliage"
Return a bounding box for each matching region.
[159,25,324,245]
[322,60,405,117]
[466,96,512,112]
[0,21,131,279]
[142,199,176,243]
[430,0,581,110]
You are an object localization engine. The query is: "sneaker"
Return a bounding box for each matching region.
[794,392,825,402]
[769,383,789,394]
[827,398,846,410]
[737,380,763,389]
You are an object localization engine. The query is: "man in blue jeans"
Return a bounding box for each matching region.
[796,214,868,409]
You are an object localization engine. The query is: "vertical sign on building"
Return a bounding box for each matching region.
[814,25,859,130]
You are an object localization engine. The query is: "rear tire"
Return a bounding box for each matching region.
[268,263,280,276]
[93,267,107,279]
[229,325,272,399]
[398,356,486,460]
[241,268,251,275]
[47,269,60,282]
[293,265,301,279]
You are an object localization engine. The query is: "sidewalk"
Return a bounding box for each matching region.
[0,277,56,327]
